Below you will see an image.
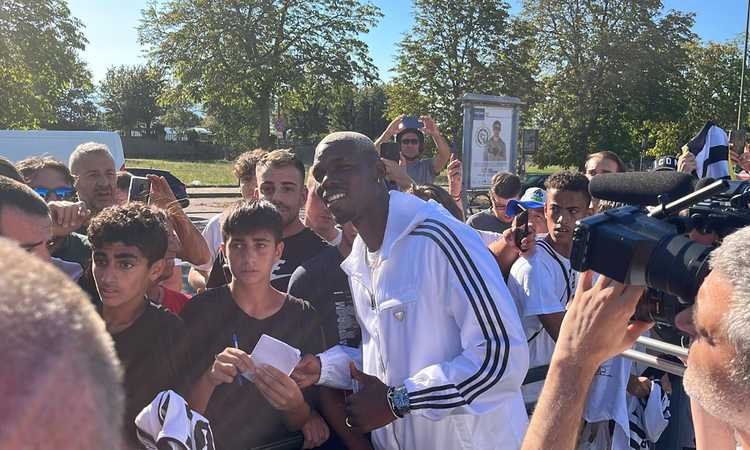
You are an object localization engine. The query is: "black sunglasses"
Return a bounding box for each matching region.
[34,187,76,201]
[401,139,420,145]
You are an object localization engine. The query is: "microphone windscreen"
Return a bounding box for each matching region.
[589,171,695,205]
[694,177,716,191]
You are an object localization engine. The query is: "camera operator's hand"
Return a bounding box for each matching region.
[554,271,652,369]
[677,152,697,174]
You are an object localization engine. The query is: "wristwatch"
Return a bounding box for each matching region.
[387,385,411,418]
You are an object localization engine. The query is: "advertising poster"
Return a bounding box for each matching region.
[470,106,513,187]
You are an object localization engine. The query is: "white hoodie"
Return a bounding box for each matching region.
[331,191,529,450]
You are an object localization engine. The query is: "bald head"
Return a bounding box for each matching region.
[314,131,379,163]
[0,238,124,450]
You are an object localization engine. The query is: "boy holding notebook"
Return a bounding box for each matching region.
[182,200,326,450]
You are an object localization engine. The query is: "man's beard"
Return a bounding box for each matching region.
[684,361,750,432]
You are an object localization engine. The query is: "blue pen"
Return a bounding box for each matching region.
[232,333,244,386]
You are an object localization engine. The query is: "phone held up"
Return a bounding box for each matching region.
[381,142,401,162]
[401,116,423,130]
[514,207,530,249]
[128,176,151,203]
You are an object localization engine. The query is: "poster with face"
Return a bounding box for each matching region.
[471,106,513,187]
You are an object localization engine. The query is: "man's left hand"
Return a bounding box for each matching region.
[254,364,306,412]
[345,362,396,432]
[420,116,438,137]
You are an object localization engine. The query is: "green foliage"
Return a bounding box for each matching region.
[139,0,382,150]
[99,65,165,134]
[0,0,96,129]
[524,0,696,168]
[389,0,539,151]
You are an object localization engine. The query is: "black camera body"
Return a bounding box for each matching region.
[570,179,750,327]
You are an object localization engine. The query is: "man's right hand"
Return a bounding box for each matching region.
[291,354,322,389]
[677,152,697,174]
[207,347,255,387]
[383,114,405,138]
[48,200,90,236]
[553,271,652,370]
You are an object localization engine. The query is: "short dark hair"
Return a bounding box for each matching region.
[256,149,305,184]
[116,171,132,192]
[87,203,168,265]
[585,151,626,173]
[233,149,267,181]
[0,157,24,183]
[222,200,283,243]
[544,171,591,202]
[16,156,75,186]
[0,176,49,230]
[490,172,521,199]
[408,184,464,221]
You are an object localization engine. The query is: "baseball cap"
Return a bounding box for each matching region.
[653,156,677,172]
[506,187,547,216]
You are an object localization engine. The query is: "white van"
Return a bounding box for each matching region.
[0,130,126,170]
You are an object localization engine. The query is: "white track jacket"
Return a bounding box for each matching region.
[337,191,529,450]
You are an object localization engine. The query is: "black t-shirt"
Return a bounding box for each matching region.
[466,208,512,234]
[180,286,326,450]
[288,246,361,349]
[206,227,329,292]
[108,301,191,447]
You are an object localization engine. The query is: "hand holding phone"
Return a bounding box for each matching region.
[128,176,151,203]
[513,208,530,250]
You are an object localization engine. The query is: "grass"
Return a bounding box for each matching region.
[126,159,237,186]
[125,159,569,187]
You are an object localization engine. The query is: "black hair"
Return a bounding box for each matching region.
[490,172,521,198]
[0,176,49,231]
[222,200,283,243]
[544,171,591,202]
[87,203,168,265]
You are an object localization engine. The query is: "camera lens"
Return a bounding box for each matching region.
[645,234,712,302]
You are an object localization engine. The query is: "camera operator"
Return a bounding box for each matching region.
[374,114,452,185]
[521,225,750,450]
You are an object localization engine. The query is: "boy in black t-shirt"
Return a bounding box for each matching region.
[182,200,326,450]
[205,149,329,291]
[88,203,190,447]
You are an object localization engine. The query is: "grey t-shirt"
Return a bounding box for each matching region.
[405,158,436,185]
[466,208,512,234]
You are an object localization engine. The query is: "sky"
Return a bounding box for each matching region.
[68,0,750,84]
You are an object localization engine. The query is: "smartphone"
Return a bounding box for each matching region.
[402,116,423,130]
[381,142,401,162]
[128,176,151,203]
[514,208,529,249]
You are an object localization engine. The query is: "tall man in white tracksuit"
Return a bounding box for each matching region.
[307,132,529,449]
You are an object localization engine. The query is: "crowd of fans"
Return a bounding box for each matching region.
[2,114,750,450]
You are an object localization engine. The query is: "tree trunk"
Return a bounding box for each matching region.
[257,89,271,149]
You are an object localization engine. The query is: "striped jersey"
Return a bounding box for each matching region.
[507,236,578,404]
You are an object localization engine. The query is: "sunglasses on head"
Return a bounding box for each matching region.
[34,187,76,201]
[401,139,420,145]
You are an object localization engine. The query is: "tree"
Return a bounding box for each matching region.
[99,65,165,136]
[389,0,538,150]
[523,0,696,168]
[139,0,381,149]
[0,0,94,128]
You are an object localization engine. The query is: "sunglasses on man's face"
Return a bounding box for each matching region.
[401,139,420,145]
[34,187,76,201]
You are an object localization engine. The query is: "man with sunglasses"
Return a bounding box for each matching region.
[374,114,452,185]
[16,156,92,269]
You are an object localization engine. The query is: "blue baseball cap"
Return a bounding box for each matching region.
[506,187,547,216]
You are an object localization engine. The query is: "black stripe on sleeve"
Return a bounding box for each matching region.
[405,218,512,408]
